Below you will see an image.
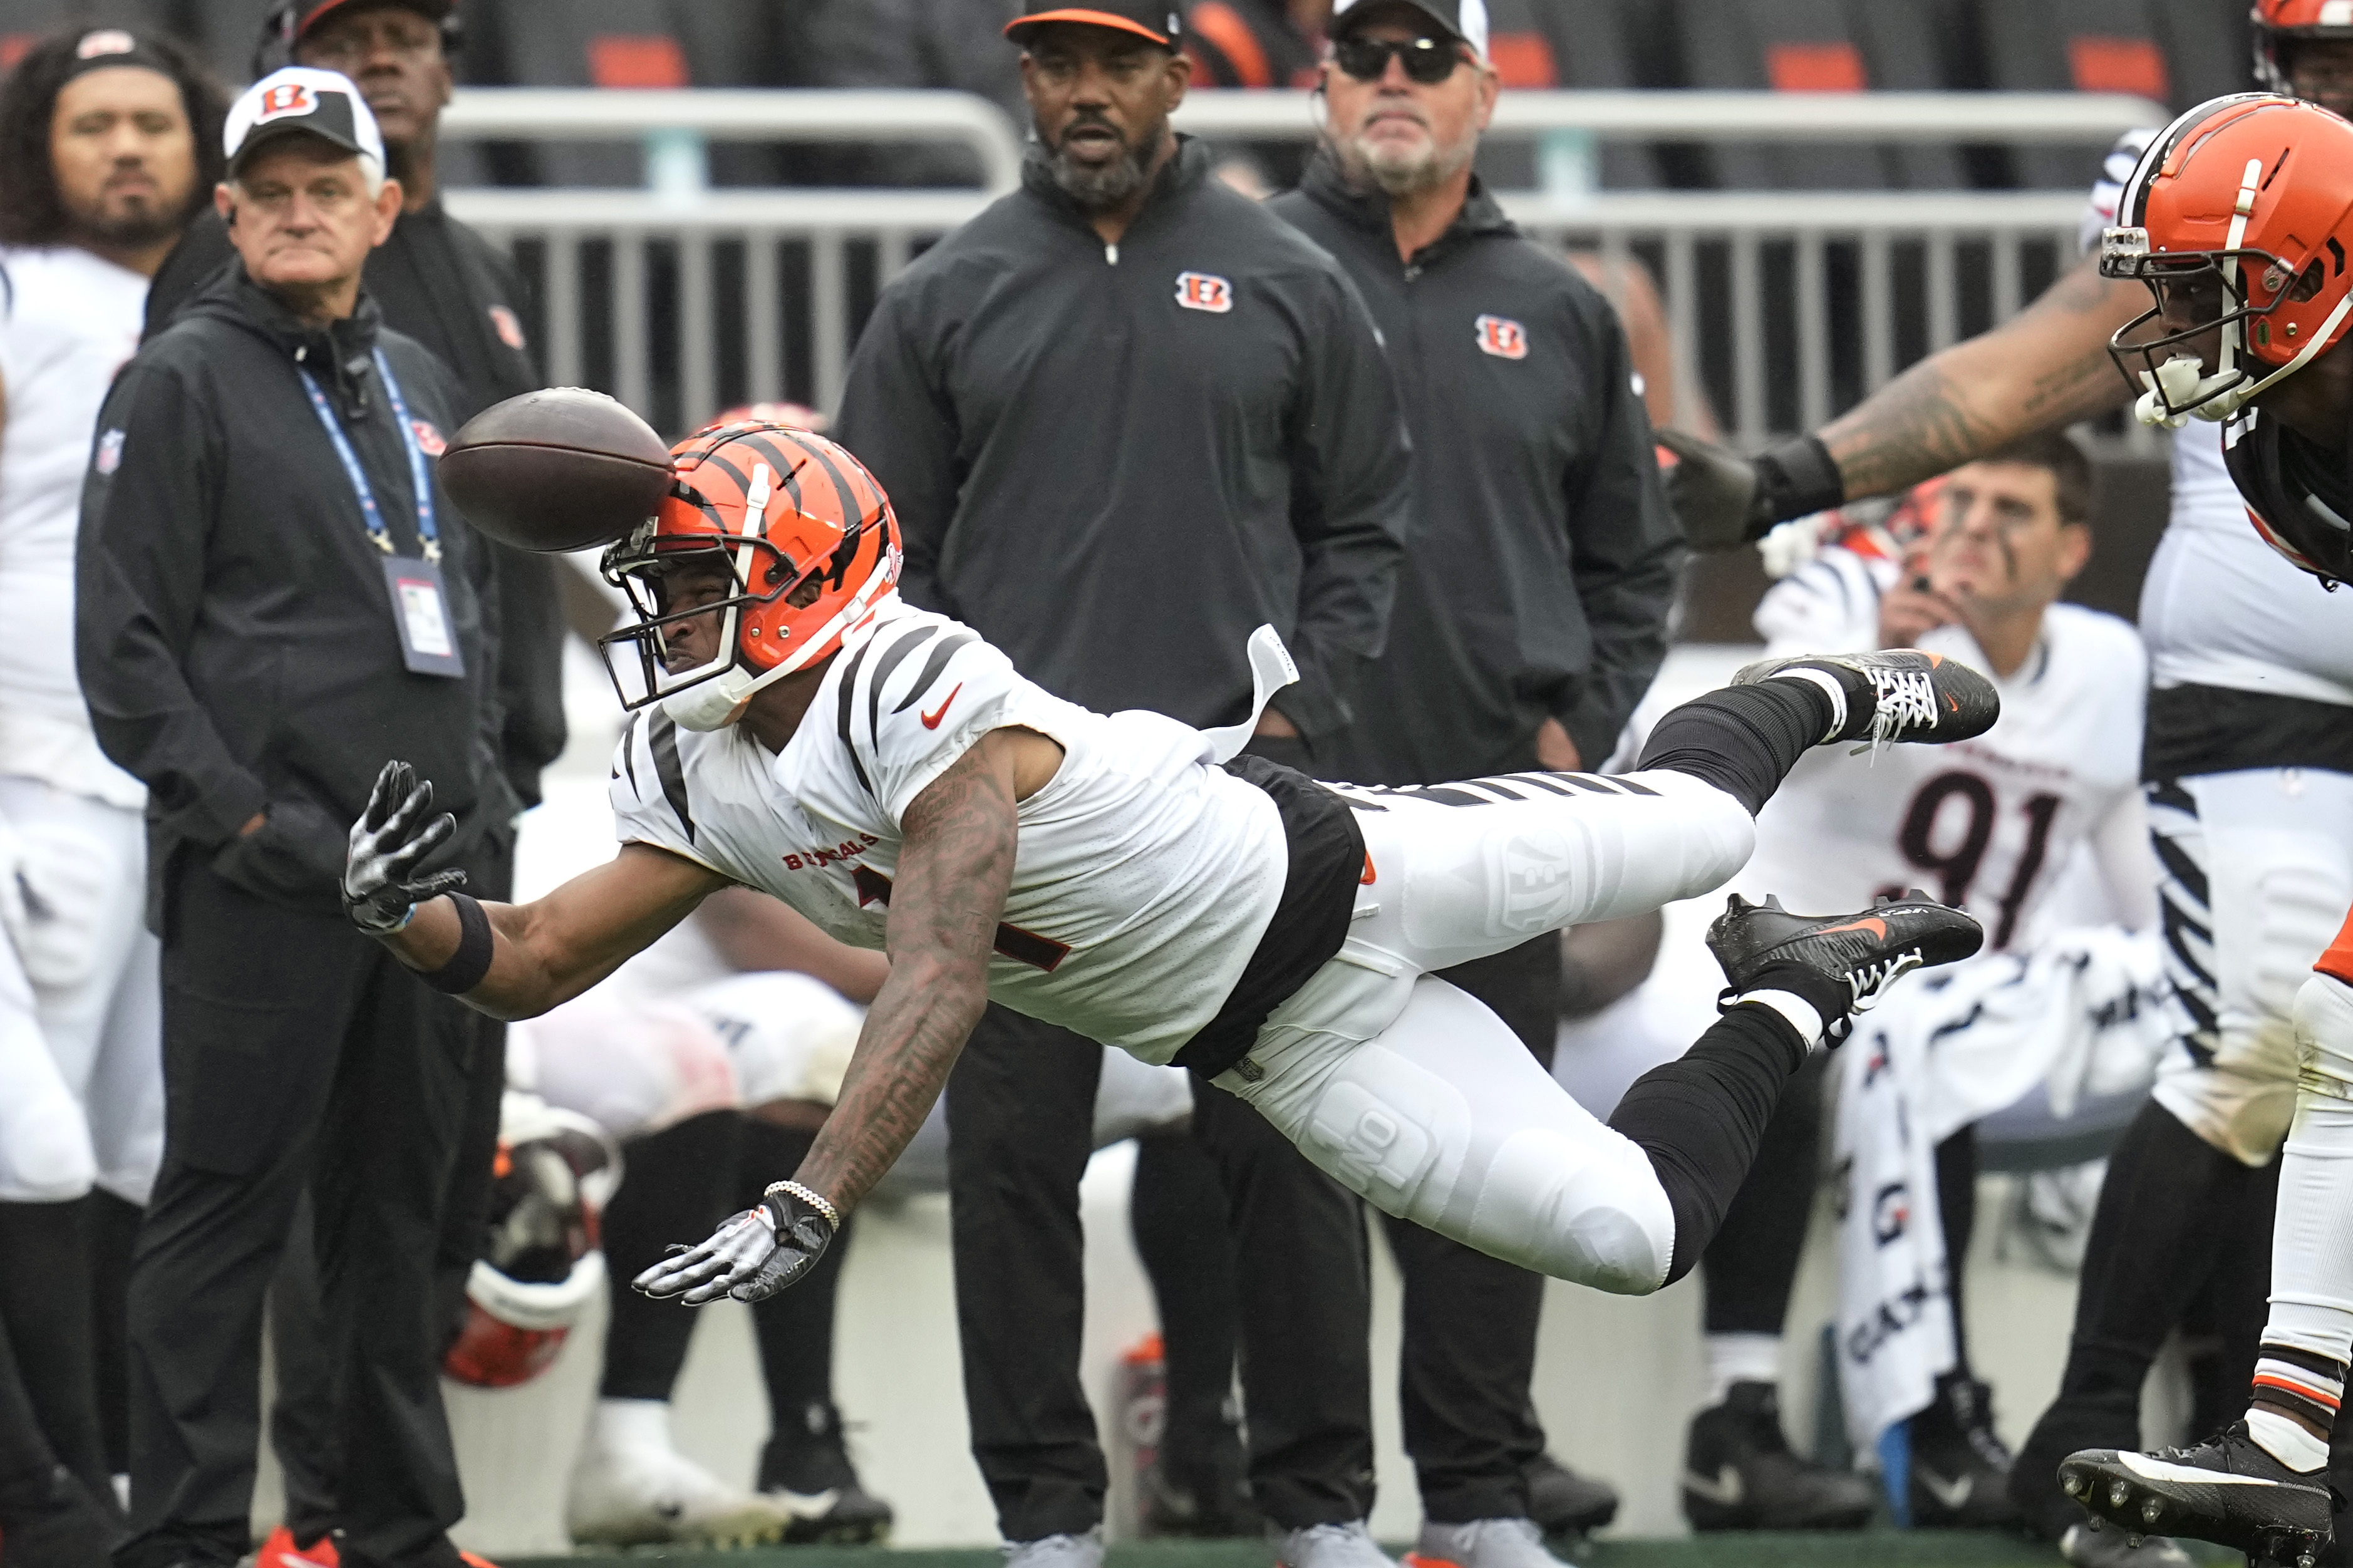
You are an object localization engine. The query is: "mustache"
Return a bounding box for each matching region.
[1054,110,1127,147]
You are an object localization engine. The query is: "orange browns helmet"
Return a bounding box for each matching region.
[2097,93,2353,426]
[598,421,901,732]
[2253,0,2353,98]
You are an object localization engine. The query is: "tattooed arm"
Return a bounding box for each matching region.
[1821,255,2144,502]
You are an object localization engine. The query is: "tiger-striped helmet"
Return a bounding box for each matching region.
[599,420,901,732]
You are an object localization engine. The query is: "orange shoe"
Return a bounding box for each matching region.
[258,1526,339,1568]
[458,1550,500,1568]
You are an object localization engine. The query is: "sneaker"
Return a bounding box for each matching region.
[1522,1454,1618,1537]
[1707,891,1984,1033]
[1405,1517,1566,1568]
[564,1435,793,1547]
[0,1467,125,1568]
[1732,649,2000,751]
[1681,1381,1878,1531]
[2060,1423,2335,1567]
[1003,1530,1104,1568]
[1909,1374,2023,1529]
[1275,1519,1398,1568]
[2059,1522,2198,1568]
[760,1401,894,1544]
[257,1526,338,1568]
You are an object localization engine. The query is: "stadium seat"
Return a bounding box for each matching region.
[468,0,687,184]
[1977,0,2174,187]
[1670,0,1893,188]
[1514,0,1663,188]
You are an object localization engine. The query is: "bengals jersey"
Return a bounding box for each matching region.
[1738,601,2150,951]
[610,601,1296,1065]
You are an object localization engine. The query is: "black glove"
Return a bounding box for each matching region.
[343,760,465,934]
[632,1182,839,1305]
[1657,428,1844,551]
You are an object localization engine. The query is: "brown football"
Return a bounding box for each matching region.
[439,387,673,554]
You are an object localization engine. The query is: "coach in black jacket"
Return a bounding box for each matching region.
[79,73,508,1568]
[835,6,1409,1564]
[1269,0,1682,1560]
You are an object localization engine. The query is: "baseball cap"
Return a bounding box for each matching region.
[1330,0,1489,59]
[223,66,386,177]
[1005,0,1183,49]
[291,0,455,40]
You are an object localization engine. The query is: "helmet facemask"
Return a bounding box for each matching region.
[2102,229,2334,425]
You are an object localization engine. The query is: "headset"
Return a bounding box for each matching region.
[252,0,464,79]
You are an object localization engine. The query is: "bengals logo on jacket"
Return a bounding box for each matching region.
[1175,272,1233,313]
[1475,314,1529,360]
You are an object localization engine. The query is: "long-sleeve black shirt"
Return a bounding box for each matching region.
[81,266,512,919]
[146,199,567,808]
[1271,157,1683,782]
[834,136,1412,740]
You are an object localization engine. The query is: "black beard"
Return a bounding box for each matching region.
[1044,121,1157,211]
[71,197,185,254]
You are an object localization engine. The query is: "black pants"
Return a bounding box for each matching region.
[117,862,477,1568]
[1383,937,1561,1521]
[271,855,511,1549]
[947,1005,1374,1540]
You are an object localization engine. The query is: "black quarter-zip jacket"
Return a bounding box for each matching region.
[834,135,1412,740]
[80,266,513,920]
[1271,156,1683,783]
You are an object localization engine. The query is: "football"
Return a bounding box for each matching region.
[438,387,673,554]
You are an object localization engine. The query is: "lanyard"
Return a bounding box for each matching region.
[296,347,440,564]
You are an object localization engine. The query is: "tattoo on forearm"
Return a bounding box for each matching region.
[1824,346,2123,502]
[793,743,1015,1210]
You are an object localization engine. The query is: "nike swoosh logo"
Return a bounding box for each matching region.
[921,683,963,730]
[1682,1465,1745,1506]
[1818,916,1888,939]
[770,1486,842,1519]
[1915,1464,1973,1509]
[2117,1453,2313,1487]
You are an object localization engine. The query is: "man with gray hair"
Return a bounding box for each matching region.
[77,65,511,1568]
[1270,1,1683,1562]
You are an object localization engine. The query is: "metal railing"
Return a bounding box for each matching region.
[440,90,2162,445]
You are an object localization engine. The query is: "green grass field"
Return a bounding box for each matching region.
[503,1534,2240,1568]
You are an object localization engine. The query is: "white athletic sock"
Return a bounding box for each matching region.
[595,1396,678,1456]
[2248,1407,2332,1473]
[1705,1332,1784,1405]
[1730,989,1826,1050]
[1766,667,1849,743]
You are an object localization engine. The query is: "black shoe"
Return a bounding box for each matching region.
[1732,649,2000,750]
[0,1467,127,1568]
[2060,1423,2335,1567]
[1681,1381,1878,1531]
[1708,890,1984,1036]
[1908,1374,2022,1529]
[759,1400,895,1545]
[1523,1453,1618,1537]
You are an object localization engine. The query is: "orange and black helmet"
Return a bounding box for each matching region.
[2253,0,2353,98]
[599,420,901,731]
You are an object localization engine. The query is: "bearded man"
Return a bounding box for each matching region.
[1263,4,1681,1561]
[833,5,1412,1565]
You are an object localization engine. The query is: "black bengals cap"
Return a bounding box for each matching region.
[1005,0,1183,49]
[1330,0,1490,58]
[293,0,455,38]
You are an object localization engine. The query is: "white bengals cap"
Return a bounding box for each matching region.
[224,66,385,178]
[1330,0,1489,59]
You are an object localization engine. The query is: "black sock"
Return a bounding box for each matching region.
[598,1110,743,1401]
[1637,681,1838,815]
[87,1191,138,1479]
[1701,1053,1829,1335]
[1935,1125,1977,1380]
[1608,1006,1807,1286]
[738,1118,861,1490]
[0,1200,107,1505]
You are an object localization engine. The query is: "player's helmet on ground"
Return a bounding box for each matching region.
[2098,93,2353,426]
[598,421,902,732]
[443,1095,622,1390]
[2253,0,2353,95]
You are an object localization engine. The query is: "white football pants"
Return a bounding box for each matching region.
[2147,768,2353,1164]
[0,779,163,1204]
[1213,768,1757,1295]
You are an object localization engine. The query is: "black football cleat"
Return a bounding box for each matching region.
[1732,649,2000,751]
[1708,890,1984,1034]
[2059,1425,2335,1568]
[1908,1373,2023,1530]
[1682,1381,1878,1532]
[1523,1452,1620,1538]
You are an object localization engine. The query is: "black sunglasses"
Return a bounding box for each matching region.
[1332,34,1464,83]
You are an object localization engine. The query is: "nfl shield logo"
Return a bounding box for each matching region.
[1475,315,1529,360]
[489,304,527,351]
[410,420,447,457]
[1175,272,1233,313]
[95,429,125,475]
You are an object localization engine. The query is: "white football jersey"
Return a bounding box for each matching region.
[1739,601,2147,952]
[611,601,1286,1063]
[2081,131,2353,705]
[0,246,148,806]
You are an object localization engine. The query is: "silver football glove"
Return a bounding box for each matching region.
[343,760,465,934]
[632,1184,838,1305]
